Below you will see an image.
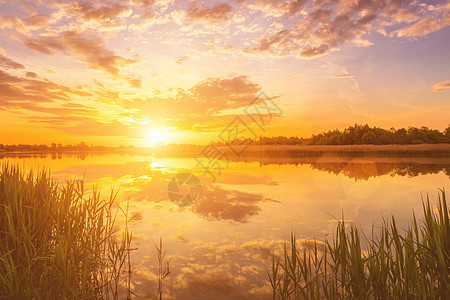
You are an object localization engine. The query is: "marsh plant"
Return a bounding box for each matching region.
[270,190,449,299]
[154,237,171,300]
[0,164,134,299]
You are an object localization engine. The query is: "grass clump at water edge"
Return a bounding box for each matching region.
[0,163,134,299]
[270,189,449,299]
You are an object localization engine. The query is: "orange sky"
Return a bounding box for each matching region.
[0,0,449,146]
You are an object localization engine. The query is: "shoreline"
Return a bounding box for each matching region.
[219,144,450,157]
[1,143,450,157]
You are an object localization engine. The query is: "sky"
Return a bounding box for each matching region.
[0,0,449,146]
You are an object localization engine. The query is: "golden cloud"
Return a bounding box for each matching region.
[242,0,447,58]
[0,15,28,34]
[186,2,233,23]
[395,2,450,37]
[0,69,90,108]
[432,80,450,92]
[0,54,25,69]
[328,73,356,79]
[20,30,137,76]
[68,1,132,27]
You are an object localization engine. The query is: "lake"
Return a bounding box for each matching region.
[1,152,449,299]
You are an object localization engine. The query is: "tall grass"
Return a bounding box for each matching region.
[0,164,134,299]
[270,190,449,299]
[154,237,171,300]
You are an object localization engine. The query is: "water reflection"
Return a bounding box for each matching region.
[1,152,449,299]
[2,152,448,181]
[309,159,450,180]
[193,185,277,222]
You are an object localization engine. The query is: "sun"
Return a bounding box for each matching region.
[146,128,170,146]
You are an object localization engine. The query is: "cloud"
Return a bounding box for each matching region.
[242,0,447,58]
[4,0,448,66]
[42,68,56,74]
[193,185,274,222]
[59,31,137,76]
[0,69,93,114]
[165,237,283,299]
[129,270,158,299]
[328,73,355,79]
[186,2,233,23]
[237,0,306,18]
[243,0,380,58]
[21,35,64,55]
[130,0,158,8]
[123,75,267,128]
[20,30,136,76]
[0,54,25,69]
[127,77,143,88]
[176,267,235,297]
[23,14,53,29]
[175,56,189,65]
[197,39,234,54]
[29,116,141,137]
[241,240,278,260]
[0,38,278,137]
[68,1,132,27]
[395,2,450,37]
[432,80,450,92]
[0,15,28,34]
[25,71,38,78]
[17,75,267,138]
[397,16,449,37]
[190,75,260,112]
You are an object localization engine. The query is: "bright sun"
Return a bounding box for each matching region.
[146,129,169,146]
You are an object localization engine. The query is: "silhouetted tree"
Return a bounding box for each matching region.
[225,124,450,146]
[361,132,377,144]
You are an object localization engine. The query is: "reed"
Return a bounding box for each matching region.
[0,163,134,299]
[269,189,449,299]
[154,237,171,300]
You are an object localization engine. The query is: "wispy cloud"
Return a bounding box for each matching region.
[186,2,233,23]
[23,14,53,29]
[20,30,137,76]
[67,1,132,27]
[175,56,189,65]
[0,15,29,34]
[432,80,450,92]
[0,54,25,69]
[0,68,93,114]
[395,2,450,37]
[243,0,406,58]
[238,0,306,18]
[328,73,356,79]
[241,0,450,58]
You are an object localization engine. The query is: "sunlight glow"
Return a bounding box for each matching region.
[146,129,170,146]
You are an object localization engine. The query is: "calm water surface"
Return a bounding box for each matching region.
[2,153,449,299]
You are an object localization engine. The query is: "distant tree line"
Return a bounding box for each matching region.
[0,142,136,152]
[216,124,450,146]
[306,124,450,145]
[2,125,450,151]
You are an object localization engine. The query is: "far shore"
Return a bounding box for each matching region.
[221,143,450,151]
[217,144,450,157]
[1,143,450,158]
[225,143,450,152]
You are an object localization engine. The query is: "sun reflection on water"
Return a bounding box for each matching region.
[1,153,449,299]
